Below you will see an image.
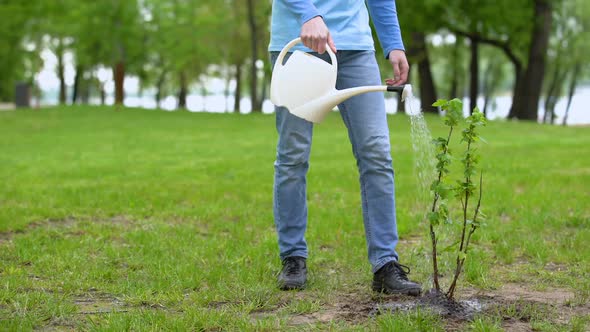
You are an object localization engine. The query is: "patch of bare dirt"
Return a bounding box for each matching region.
[291,292,375,326]
[74,292,127,314]
[0,215,136,245]
[501,320,532,332]
[465,283,575,304]
[399,235,422,246]
[250,284,588,329]
[249,292,376,326]
[375,289,483,321]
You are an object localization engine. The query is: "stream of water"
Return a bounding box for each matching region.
[405,93,437,201]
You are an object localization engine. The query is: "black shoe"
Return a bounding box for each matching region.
[278,256,307,290]
[372,261,422,296]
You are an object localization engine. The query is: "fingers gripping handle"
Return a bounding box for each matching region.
[275,37,337,72]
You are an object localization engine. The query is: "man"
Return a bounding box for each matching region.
[269,0,421,296]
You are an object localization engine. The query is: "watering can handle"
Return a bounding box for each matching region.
[275,37,338,73]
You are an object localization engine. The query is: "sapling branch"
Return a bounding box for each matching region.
[459,140,473,254]
[447,172,483,299]
[427,99,485,299]
[428,125,454,292]
[427,98,464,293]
[446,109,485,299]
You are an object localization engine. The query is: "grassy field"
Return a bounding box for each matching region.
[0,106,588,331]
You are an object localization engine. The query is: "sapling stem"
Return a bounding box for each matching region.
[447,159,484,298]
[429,125,454,292]
[427,100,485,299]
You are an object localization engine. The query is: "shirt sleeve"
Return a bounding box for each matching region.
[279,0,322,25]
[366,0,405,58]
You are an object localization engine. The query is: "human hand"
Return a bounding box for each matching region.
[300,16,337,54]
[385,50,409,86]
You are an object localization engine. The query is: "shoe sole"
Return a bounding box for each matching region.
[372,284,422,297]
[279,282,305,291]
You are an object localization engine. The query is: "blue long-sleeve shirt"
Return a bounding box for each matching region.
[268,0,404,58]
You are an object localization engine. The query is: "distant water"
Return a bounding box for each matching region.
[38,86,590,125]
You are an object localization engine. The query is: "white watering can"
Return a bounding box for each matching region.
[270,37,412,123]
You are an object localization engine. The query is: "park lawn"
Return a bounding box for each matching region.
[0,106,588,331]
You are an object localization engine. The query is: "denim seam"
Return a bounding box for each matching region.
[339,101,373,252]
[273,160,282,258]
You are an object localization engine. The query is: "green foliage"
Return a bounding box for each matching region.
[0,108,589,329]
[0,0,42,100]
[0,0,272,104]
[427,99,488,298]
[377,309,443,332]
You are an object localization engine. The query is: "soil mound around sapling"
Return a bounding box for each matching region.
[373,289,484,321]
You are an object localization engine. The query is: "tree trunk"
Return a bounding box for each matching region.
[224,67,232,112]
[57,40,67,105]
[449,28,523,119]
[113,61,125,106]
[80,80,90,105]
[407,32,437,113]
[507,65,524,118]
[543,64,566,124]
[482,61,492,117]
[417,49,438,113]
[155,69,166,108]
[246,0,260,112]
[511,0,553,121]
[234,61,243,113]
[449,37,461,99]
[72,64,83,104]
[100,83,106,106]
[469,38,479,114]
[178,71,187,109]
[562,63,580,126]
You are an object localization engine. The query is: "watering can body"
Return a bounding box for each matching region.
[270,37,411,123]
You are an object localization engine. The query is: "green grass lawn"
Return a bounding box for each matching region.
[0,106,589,330]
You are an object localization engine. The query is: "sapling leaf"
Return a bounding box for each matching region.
[433,137,448,146]
[440,240,460,253]
[444,117,458,127]
[432,99,447,107]
[449,98,463,112]
[439,204,449,218]
[428,212,440,226]
[430,181,438,192]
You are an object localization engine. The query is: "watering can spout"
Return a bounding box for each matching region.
[292,86,385,123]
[270,38,414,123]
[290,84,413,123]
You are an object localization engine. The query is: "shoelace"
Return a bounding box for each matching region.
[390,262,411,280]
[283,257,302,275]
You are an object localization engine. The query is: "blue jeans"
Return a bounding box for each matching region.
[271,50,399,273]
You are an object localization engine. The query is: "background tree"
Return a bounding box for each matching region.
[0,1,42,101]
[443,0,531,116]
[543,0,590,124]
[244,0,271,112]
[1,0,588,124]
[397,0,445,113]
[75,0,145,106]
[509,0,554,120]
